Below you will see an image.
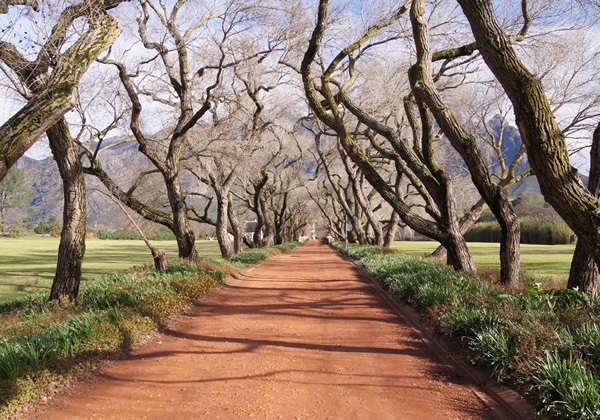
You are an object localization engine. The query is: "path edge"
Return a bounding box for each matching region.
[337,248,537,420]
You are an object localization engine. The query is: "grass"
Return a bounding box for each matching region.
[393,241,575,283]
[334,242,600,418]
[0,237,220,302]
[0,242,301,416]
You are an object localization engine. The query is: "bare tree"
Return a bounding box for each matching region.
[0,0,123,181]
[301,0,480,272]
[410,0,522,286]
[0,0,125,302]
[456,0,600,288]
[84,0,275,260]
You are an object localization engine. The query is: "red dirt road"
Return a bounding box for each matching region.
[31,242,495,419]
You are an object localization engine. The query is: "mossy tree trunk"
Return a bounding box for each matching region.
[0,1,122,182]
[457,0,600,273]
[47,119,87,303]
[410,0,520,286]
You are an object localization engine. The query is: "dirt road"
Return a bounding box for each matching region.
[31,242,495,419]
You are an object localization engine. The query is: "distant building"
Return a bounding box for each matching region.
[243,220,261,241]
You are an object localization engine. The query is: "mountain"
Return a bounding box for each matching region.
[17,139,161,228]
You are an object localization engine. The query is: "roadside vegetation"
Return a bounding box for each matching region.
[0,243,300,417]
[0,238,209,303]
[393,241,576,283]
[333,243,600,419]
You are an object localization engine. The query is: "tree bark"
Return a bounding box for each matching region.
[383,210,400,248]
[431,199,486,260]
[457,0,600,271]
[47,119,86,303]
[410,0,520,285]
[165,174,196,260]
[0,1,122,181]
[567,122,599,297]
[215,192,234,260]
[228,193,244,254]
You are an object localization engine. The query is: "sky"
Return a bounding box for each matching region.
[0,0,598,176]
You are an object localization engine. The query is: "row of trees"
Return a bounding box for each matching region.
[0,0,599,301]
[300,0,599,296]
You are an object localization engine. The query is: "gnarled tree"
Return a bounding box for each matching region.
[0,0,125,302]
[457,0,600,289]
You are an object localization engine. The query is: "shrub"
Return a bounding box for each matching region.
[465,221,502,243]
[534,352,600,419]
[464,217,574,245]
[231,249,271,265]
[94,228,175,240]
[572,322,600,370]
[468,327,518,379]
[439,301,500,339]
[0,313,100,380]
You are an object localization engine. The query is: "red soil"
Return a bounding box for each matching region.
[29,241,496,419]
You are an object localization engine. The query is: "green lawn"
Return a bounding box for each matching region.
[0,237,220,302]
[392,241,575,284]
[0,238,577,302]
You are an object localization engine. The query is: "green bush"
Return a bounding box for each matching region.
[331,242,600,418]
[94,228,176,240]
[534,352,600,419]
[464,217,574,245]
[464,221,502,243]
[336,243,385,260]
[231,249,271,265]
[572,322,600,370]
[468,327,518,379]
[0,313,100,380]
[440,301,500,339]
[521,217,573,245]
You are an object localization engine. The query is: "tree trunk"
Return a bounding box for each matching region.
[0,4,122,181]
[383,210,400,248]
[151,247,168,271]
[567,122,599,297]
[165,176,196,260]
[228,193,244,254]
[441,179,476,272]
[431,199,486,260]
[457,0,600,270]
[260,199,275,247]
[443,233,475,272]
[48,119,86,303]
[215,193,234,260]
[0,206,5,236]
[496,201,521,287]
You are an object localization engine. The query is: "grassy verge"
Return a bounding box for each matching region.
[0,237,222,302]
[0,242,300,418]
[392,241,576,284]
[333,243,600,419]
